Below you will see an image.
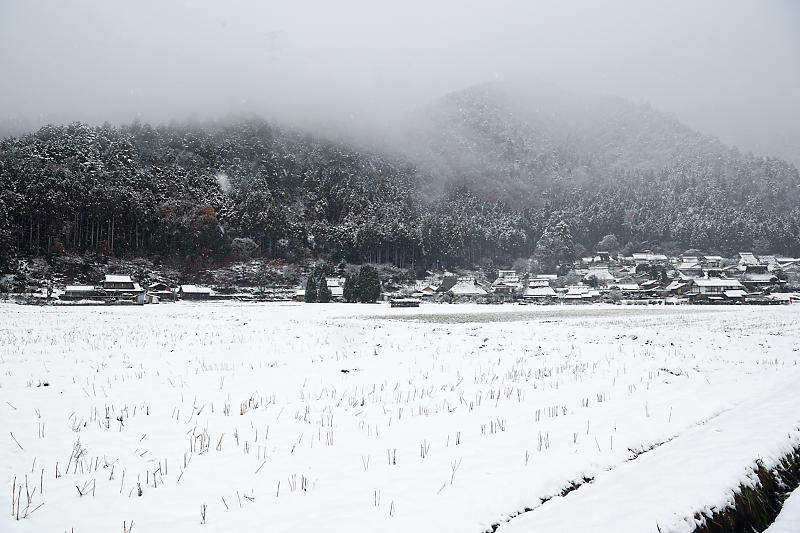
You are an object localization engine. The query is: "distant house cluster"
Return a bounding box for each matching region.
[61,275,216,304]
[383,251,798,306]
[564,251,798,304]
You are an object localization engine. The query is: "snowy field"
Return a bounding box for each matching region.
[1,302,799,532]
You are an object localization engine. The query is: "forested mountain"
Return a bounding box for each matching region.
[1,83,799,273]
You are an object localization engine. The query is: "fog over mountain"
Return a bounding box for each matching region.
[0,1,798,165]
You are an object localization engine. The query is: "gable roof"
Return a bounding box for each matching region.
[738,252,760,265]
[665,281,687,291]
[693,278,743,288]
[104,274,132,283]
[523,286,557,298]
[65,285,97,292]
[723,289,747,298]
[449,278,487,296]
[180,284,213,294]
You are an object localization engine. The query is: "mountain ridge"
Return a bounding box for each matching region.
[0,82,798,273]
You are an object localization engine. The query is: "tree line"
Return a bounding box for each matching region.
[1,118,799,273]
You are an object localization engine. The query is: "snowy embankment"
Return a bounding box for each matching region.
[1,302,798,532]
[766,488,800,532]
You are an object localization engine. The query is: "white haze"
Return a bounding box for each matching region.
[0,0,798,164]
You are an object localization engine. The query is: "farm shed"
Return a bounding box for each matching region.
[179,285,214,300]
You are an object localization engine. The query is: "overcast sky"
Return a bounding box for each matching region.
[1,0,798,163]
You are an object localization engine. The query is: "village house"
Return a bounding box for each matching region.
[702,255,724,268]
[738,252,761,267]
[563,285,601,303]
[414,279,439,297]
[632,252,668,265]
[436,273,459,293]
[613,282,642,297]
[101,274,144,296]
[448,277,488,297]
[688,278,745,302]
[676,261,703,279]
[531,274,558,284]
[523,285,557,300]
[179,285,214,300]
[62,284,104,300]
[776,256,800,268]
[581,252,613,265]
[664,280,690,295]
[324,277,345,299]
[491,270,522,295]
[741,265,779,292]
[583,266,616,285]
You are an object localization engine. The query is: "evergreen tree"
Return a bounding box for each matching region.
[343,273,359,302]
[534,215,575,273]
[357,265,381,303]
[304,276,318,303]
[596,234,620,252]
[318,276,332,303]
[336,259,347,277]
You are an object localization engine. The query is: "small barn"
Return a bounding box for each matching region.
[179,285,214,300]
[147,282,176,302]
[390,298,421,308]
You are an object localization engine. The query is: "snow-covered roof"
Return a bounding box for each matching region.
[584,268,615,281]
[180,285,213,294]
[664,281,687,291]
[743,273,775,283]
[723,290,747,298]
[565,286,592,296]
[523,286,557,298]
[693,278,743,288]
[449,279,487,296]
[704,255,724,261]
[104,274,132,283]
[738,252,760,265]
[632,253,668,262]
[616,283,640,291]
[65,285,96,292]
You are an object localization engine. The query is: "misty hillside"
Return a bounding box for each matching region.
[403,82,769,202]
[1,85,799,273]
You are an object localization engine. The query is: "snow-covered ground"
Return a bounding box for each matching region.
[1,302,799,532]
